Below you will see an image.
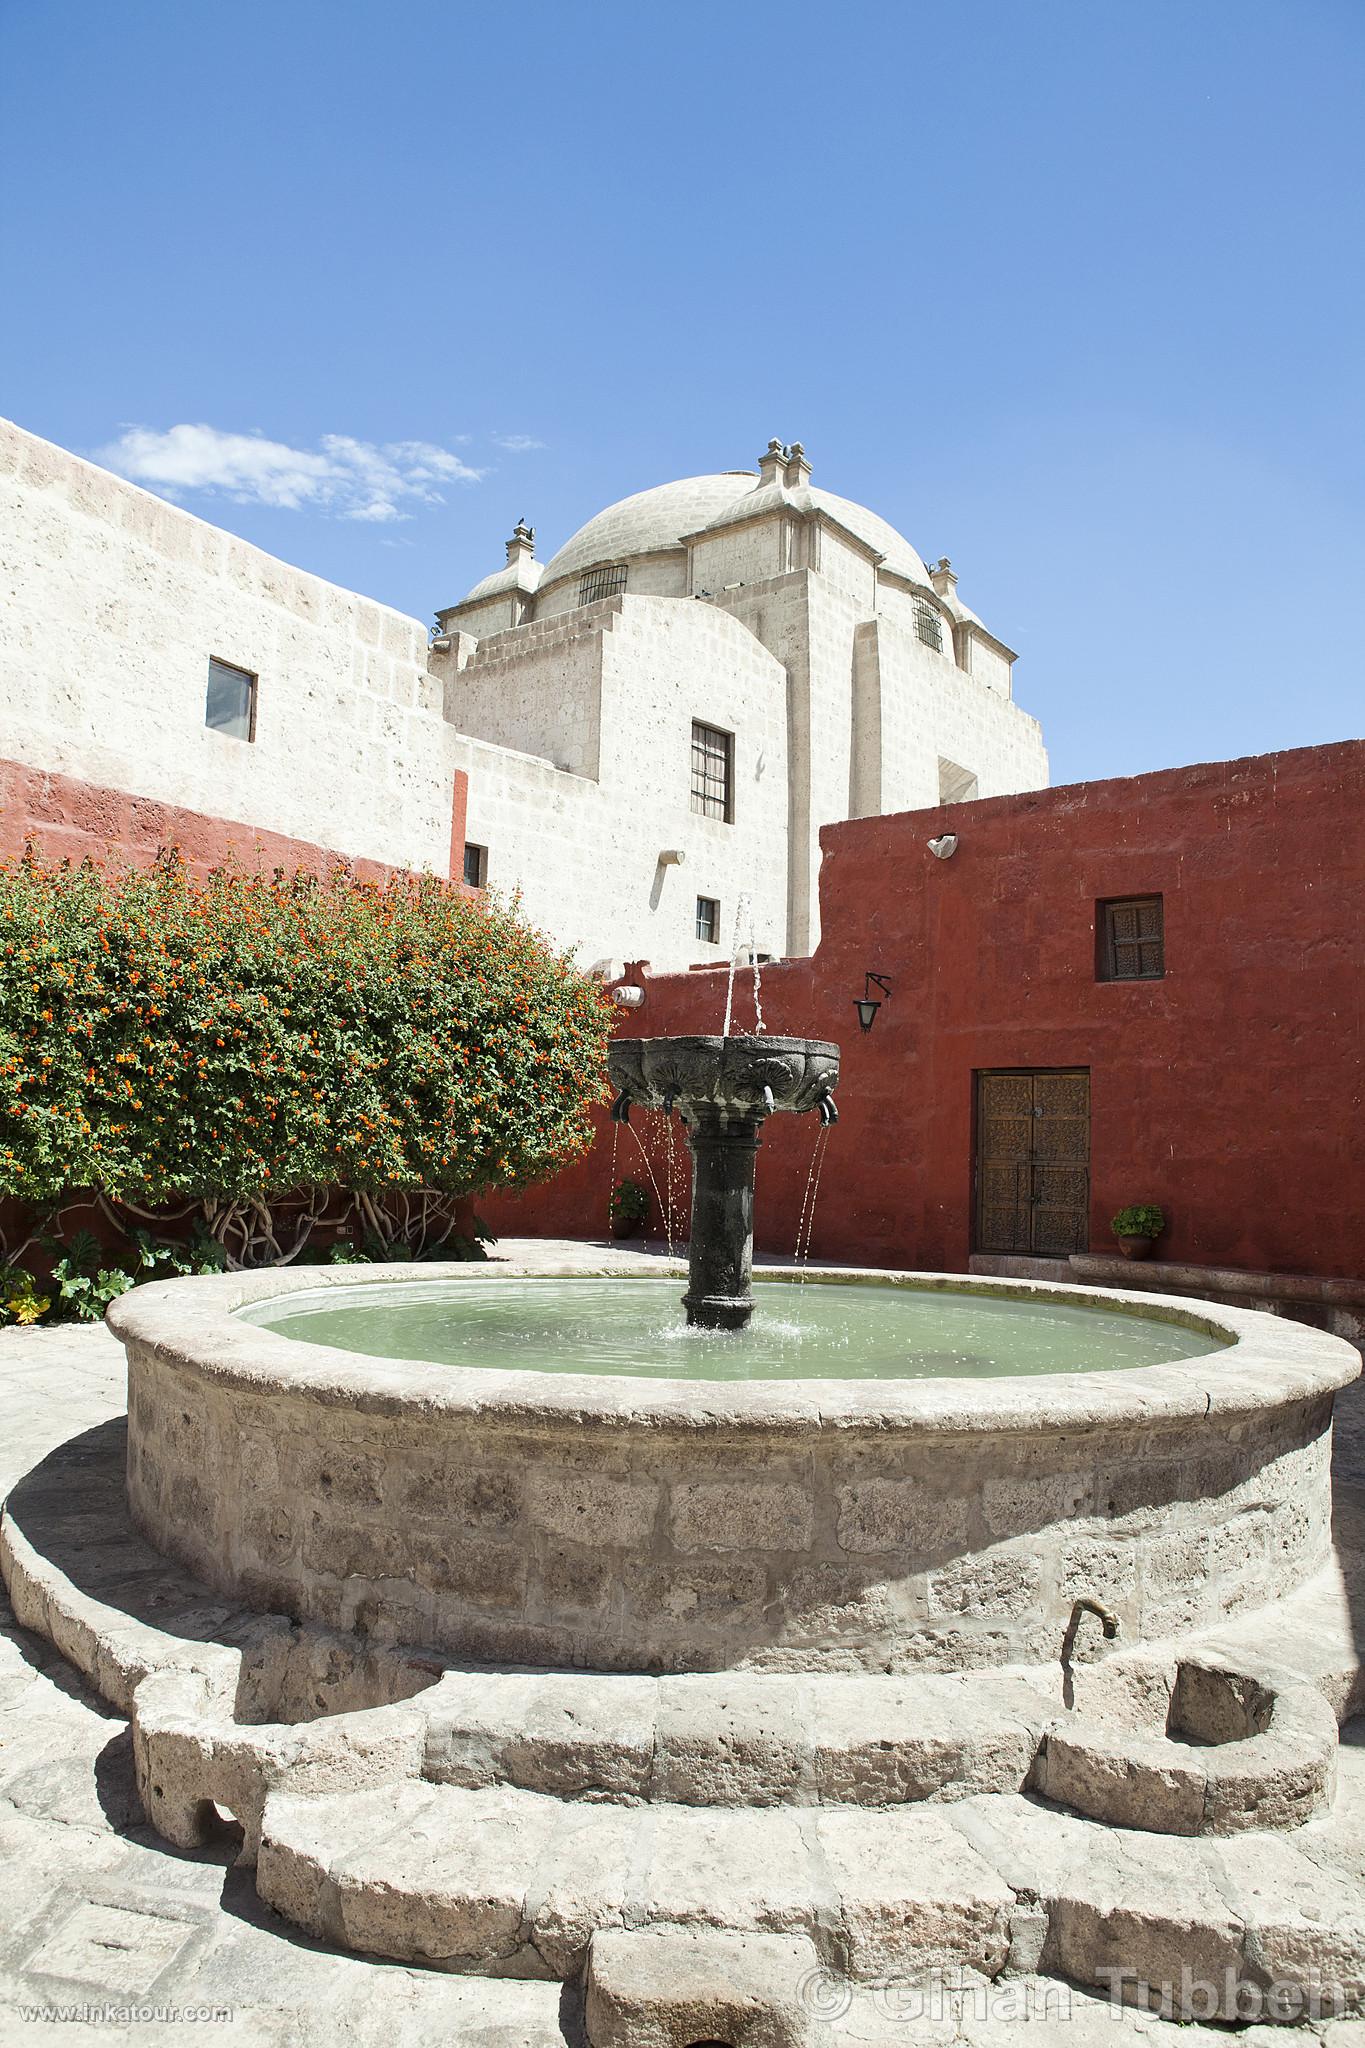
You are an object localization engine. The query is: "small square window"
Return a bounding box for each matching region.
[691,721,733,821]
[1097,896,1164,981]
[205,657,257,740]
[462,842,487,889]
[696,896,720,944]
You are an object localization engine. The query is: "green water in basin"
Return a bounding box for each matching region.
[236,1276,1228,1382]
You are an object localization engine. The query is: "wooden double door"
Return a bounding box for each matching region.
[975,1069,1090,1257]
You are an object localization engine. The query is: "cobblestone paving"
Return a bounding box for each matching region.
[1,1245,1361,2046]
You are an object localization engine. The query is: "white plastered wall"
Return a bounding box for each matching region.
[0,418,453,872]
[443,595,789,970]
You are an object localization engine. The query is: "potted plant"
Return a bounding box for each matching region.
[610,1177,650,1240]
[1111,1204,1165,1261]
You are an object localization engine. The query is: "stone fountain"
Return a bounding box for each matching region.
[606,1033,840,1329]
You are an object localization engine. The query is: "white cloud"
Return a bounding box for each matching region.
[97,422,484,521]
[491,433,546,452]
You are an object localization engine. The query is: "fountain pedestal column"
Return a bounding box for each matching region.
[682,1111,761,1330]
[606,1034,840,1333]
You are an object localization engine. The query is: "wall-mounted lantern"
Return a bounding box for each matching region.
[853,972,893,1033]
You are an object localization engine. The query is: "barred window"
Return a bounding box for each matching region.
[696,896,720,944]
[578,563,628,606]
[914,601,944,653]
[205,657,257,741]
[1097,896,1165,981]
[690,720,733,821]
[462,843,487,889]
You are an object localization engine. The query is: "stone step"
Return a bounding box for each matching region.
[421,1665,1053,1807]
[255,1779,1018,1984]
[256,1779,1365,2018]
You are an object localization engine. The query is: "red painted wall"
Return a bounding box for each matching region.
[0,756,470,886]
[485,741,1365,1280]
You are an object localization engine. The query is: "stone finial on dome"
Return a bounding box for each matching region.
[505,520,535,566]
[757,439,787,489]
[929,556,957,599]
[755,439,811,491]
[784,441,811,490]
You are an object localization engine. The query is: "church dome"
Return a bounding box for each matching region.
[801,488,930,587]
[538,473,758,588]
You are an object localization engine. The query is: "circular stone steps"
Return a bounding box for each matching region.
[255,1778,1018,1985]
[254,1776,1365,2017]
[420,1665,1053,1807]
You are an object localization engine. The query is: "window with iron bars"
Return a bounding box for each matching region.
[690,721,733,821]
[914,601,945,653]
[1097,896,1165,981]
[578,563,628,606]
[696,896,720,944]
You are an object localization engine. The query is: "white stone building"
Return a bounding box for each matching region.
[439,440,1047,961]
[0,420,1047,970]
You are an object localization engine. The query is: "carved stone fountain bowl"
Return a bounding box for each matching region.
[607,1035,840,1118]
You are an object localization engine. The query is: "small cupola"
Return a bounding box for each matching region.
[506,519,536,567]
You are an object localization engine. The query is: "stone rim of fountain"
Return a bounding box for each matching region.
[109,1263,1355,1434]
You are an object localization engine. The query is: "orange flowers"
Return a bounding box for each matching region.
[0,844,610,1213]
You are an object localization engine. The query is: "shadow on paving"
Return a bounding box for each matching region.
[1,1417,275,1663]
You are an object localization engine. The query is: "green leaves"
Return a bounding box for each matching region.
[1111,1204,1165,1240]
[0,850,611,1212]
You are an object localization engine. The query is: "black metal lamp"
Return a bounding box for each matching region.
[853,972,892,1033]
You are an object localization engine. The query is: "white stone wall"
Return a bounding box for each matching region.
[688,520,785,596]
[0,417,453,873]
[869,613,1048,816]
[964,634,1013,694]
[442,604,609,779]
[445,597,790,969]
[812,524,879,612]
[598,597,789,964]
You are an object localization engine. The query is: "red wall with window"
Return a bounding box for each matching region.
[486,741,1365,1280]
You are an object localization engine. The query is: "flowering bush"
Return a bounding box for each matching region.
[0,847,610,1229]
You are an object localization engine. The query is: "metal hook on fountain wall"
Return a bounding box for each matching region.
[1059,1594,1121,1708]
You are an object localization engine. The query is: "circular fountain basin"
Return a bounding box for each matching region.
[236,1275,1227,1381]
[110,1263,1359,1675]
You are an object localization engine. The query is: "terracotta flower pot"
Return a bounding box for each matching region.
[611,1215,643,1240]
[1117,1234,1155,1260]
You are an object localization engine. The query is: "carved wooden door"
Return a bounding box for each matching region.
[975,1069,1090,1256]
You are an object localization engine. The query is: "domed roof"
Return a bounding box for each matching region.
[460,556,544,606]
[802,487,930,587]
[536,468,932,595]
[695,479,931,586]
[539,473,758,587]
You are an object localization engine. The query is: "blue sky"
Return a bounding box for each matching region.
[2,0,1361,787]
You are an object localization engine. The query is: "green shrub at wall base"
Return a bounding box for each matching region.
[0,849,611,1210]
